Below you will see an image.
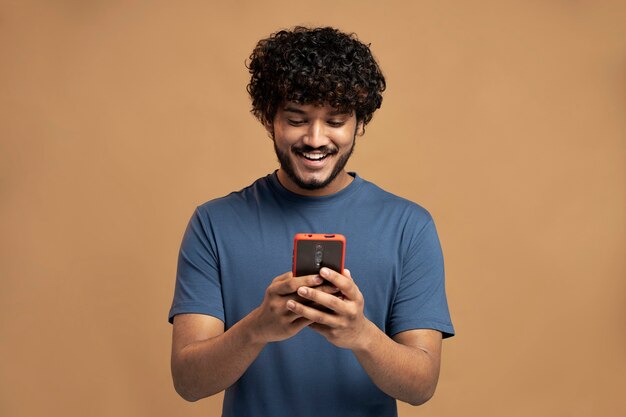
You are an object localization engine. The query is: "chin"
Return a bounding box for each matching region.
[294,176,332,190]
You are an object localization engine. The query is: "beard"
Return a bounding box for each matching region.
[273,138,356,191]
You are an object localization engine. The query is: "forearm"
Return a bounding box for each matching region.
[172,313,266,402]
[353,322,440,406]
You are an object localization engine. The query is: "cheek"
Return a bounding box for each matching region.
[272,134,291,149]
[337,131,356,147]
[274,127,302,146]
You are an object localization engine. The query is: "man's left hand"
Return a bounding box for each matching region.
[286,267,373,350]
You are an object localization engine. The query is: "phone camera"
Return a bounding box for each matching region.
[315,244,323,267]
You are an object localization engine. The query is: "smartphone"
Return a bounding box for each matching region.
[292,233,346,277]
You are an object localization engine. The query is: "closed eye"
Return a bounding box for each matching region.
[288,119,306,126]
[327,120,346,127]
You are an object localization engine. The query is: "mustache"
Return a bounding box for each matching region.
[291,145,338,154]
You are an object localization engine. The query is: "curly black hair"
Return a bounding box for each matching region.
[247,26,386,128]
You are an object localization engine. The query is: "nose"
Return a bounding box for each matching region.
[302,120,328,149]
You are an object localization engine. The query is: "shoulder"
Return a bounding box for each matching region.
[195,174,275,216]
[356,176,434,224]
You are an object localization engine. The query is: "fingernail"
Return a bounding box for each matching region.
[314,277,323,284]
[298,287,308,296]
[287,300,296,309]
[320,267,329,276]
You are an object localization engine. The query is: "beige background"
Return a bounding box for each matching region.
[1,1,625,416]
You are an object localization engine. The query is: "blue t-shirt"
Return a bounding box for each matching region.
[169,172,454,417]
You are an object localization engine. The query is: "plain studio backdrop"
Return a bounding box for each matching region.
[1,1,625,416]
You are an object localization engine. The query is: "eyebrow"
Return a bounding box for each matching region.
[283,105,351,117]
[283,105,307,115]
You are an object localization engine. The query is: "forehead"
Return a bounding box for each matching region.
[280,102,353,116]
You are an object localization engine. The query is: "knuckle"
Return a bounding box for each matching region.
[304,288,315,300]
[356,298,364,308]
[319,284,333,294]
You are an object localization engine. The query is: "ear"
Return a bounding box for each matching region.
[356,120,365,137]
[264,119,275,140]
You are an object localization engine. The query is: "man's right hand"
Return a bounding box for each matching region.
[249,272,329,343]
[171,271,341,401]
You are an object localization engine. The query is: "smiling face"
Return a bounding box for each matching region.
[269,102,362,196]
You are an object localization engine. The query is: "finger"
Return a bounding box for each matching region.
[291,286,336,306]
[290,316,313,327]
[275,274,323,295]
[319,268,358,300]
[272,271,292,284]
[293,293,323,306]
[315,283,341,295]
[286,300,339,328]
[308,322,331,334]
[307,302,334,314]
[296,286,346,314]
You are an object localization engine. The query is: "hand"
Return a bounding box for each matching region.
[299,281,342,311]
[249,272,336,344]
[286,268,372,350]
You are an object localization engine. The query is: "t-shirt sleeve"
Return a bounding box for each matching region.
[387,215,455,338]
[168,207,225,324]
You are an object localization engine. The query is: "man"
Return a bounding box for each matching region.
[169,26,454,417]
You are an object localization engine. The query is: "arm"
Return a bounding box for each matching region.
[171,272,325,402]
[353,325,442,405]
[171,313,262,402]
[287,267,443,406]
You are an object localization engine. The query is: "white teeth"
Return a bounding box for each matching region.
[302,152,327,160]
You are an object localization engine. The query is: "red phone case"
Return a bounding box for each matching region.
[292,233,346,277]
